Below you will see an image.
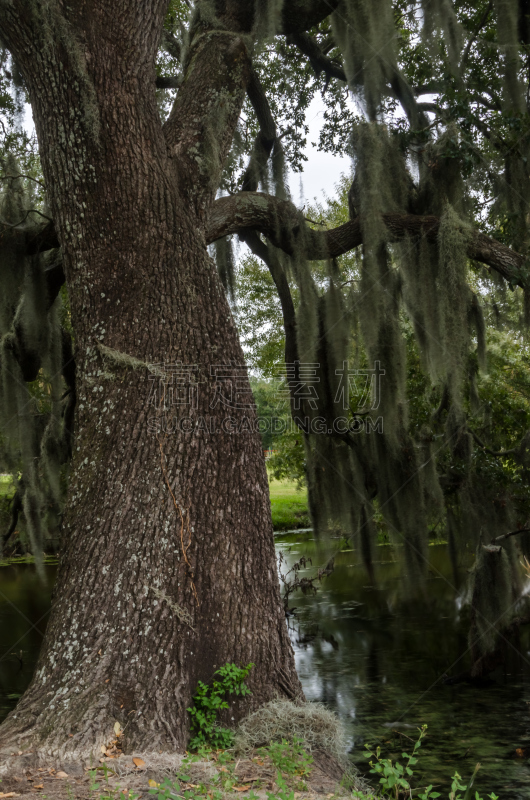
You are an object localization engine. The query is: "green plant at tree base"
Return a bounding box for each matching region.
[260,736,313,778]
[353,725,499,800]
[148,740,313,800]
[88,762,141,800]
[187,662,254,750]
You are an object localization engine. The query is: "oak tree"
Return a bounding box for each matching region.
[1,0,530,761]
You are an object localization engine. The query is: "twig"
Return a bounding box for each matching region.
[492,527,530,544]
[468,428,520,458]
[0,173,45,189]
[0,208,52,228]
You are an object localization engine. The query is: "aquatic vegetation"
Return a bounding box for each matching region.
[359,726,499,800]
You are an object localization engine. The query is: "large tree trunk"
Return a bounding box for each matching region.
[0,0,300,761]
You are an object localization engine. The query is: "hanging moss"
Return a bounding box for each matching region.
[437,204,473,406]
[332,0,397,119]
[493,0,524,111]
[214,235,236,300]
[0,159,71,560]
[468,540,521,675]
[253,0,284,42]
[270,139,289,202]
[421,0,463,73]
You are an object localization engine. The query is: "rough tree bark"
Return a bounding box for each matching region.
[0,0,300,762]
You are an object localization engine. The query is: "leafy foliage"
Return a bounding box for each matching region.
[260,736,313,778]
[187,663,254,750]
[357,725,499,800]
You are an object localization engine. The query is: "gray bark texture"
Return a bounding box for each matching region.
[0,0,300,762]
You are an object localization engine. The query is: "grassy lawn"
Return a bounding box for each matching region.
[268,476,310,531]
[0,473,309,530]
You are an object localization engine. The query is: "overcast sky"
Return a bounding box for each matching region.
[290,95,351,209]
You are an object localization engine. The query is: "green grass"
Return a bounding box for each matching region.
[269,476,310,531]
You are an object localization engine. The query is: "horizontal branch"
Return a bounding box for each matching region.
[206,192,529,288]
[492,527,530,544]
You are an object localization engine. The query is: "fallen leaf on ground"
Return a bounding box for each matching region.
[132,757,145,768]
[56,771,69,779]
[234,786,251,792]
[101,745,107,754]
[114,722,122,736]
[0,793,20,797]
[148,779,159,788]
[34,786,43,790]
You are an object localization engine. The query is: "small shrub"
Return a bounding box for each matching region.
[356,725,500,800]
[187,662,254,750]
[261,736,313,778]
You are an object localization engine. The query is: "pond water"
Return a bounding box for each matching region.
[1,540,530,798]
[277,531,530,799]
[0,561,57,722]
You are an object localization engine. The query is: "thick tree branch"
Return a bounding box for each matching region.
[242,231,298,368]
[389,72,429,128]
[247,68,277,141]
[242,230,356,447]
[163,26,250,212]
[286,32,346,81]
[206,192,530,288]
[236,231,308,429]
[281,0,341,34]
[241,68,278,192]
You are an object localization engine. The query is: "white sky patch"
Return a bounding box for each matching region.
[290,94,351,208]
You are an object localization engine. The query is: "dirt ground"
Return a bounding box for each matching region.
[0,747,365,800]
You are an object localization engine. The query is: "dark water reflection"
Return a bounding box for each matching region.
[0,563,57,721]
[277,531,530,799]
[1,541,530,797]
